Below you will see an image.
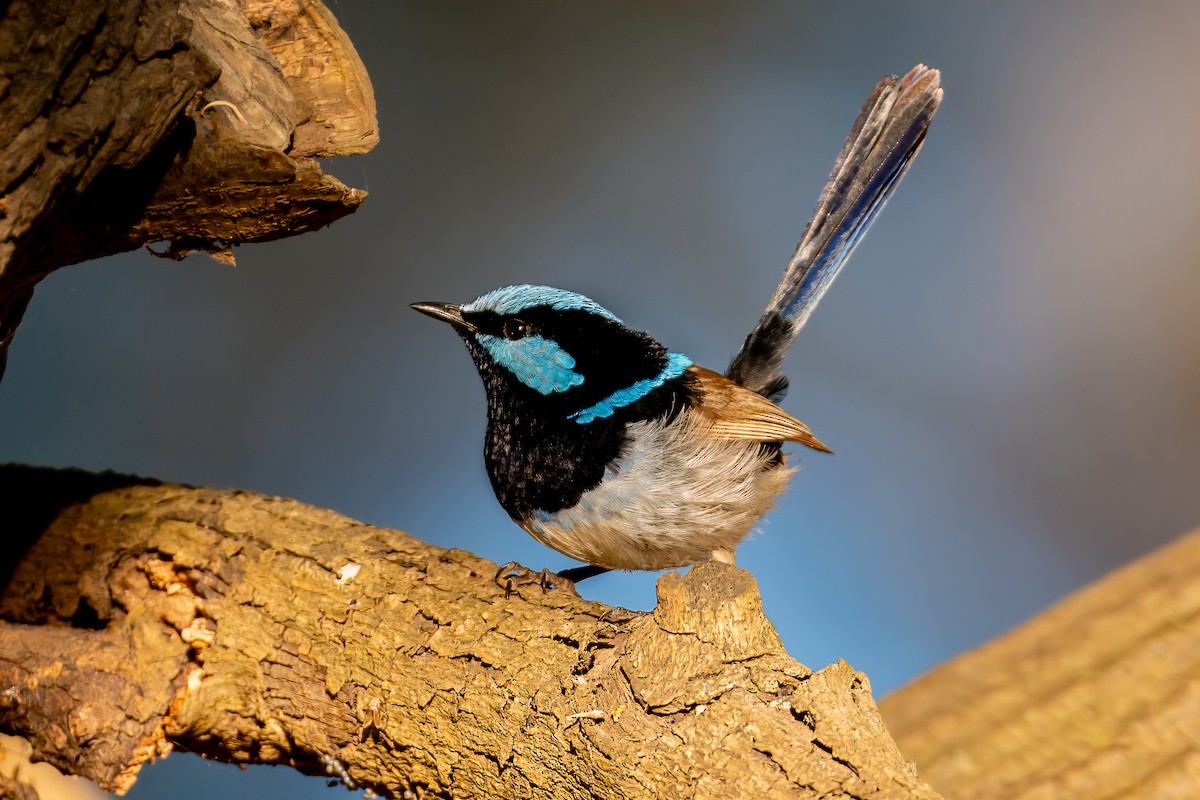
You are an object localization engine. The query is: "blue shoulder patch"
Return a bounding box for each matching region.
[463,285,620,322]
[476,333,585,395]
[569,352,692,424]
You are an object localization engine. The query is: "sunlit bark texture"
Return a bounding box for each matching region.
[0,465,944,799]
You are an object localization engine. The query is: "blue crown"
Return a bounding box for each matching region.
[463,285,620,321]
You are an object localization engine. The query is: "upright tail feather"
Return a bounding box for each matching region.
[726,65,943,399]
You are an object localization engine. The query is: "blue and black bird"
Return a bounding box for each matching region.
[413,65,942,589]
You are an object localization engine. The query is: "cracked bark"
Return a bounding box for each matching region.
[0,465,942,799]
[0,0,376,379]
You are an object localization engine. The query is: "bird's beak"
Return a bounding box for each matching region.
[410,301,477,332]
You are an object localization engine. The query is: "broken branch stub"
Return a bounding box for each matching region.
[0,0,376,375]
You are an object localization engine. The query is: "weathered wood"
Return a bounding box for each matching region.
[882,526,1200,800]
[0,465,942,799]
[0,0,375,376]
[235,0,379,157]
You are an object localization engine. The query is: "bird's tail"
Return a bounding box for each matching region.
[726,64,943,399]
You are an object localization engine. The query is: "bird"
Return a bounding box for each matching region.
[412,65,942,592]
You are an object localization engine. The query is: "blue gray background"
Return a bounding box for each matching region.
[2,2,1198,798]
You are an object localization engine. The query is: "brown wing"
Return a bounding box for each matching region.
[688,366,833,453]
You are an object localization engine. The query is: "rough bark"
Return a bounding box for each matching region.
[0,465,942,799]
[882,526,1200,800]
[0,0,375,377]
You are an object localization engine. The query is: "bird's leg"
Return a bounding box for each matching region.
[494,561,611,597]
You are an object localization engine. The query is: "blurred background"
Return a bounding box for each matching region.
[3,1,1199,797]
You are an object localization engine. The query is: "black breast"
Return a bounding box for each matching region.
[482,371,694,521]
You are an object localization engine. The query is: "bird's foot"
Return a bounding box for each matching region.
[495,561,581,598]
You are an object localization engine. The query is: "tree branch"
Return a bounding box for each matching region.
[882,526,1200,799]
[0,0,375,376]
[0,465,942,799]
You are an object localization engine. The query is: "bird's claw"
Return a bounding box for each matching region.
[495,561,580,598]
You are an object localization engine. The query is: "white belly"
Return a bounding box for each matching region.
[520,411,795,570]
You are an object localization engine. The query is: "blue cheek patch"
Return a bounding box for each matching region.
[476,333,585,395]
[569,352,692,424]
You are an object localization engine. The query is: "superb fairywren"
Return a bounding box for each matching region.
[413,65,942,589]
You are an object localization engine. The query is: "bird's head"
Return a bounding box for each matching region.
[412,285,692,424]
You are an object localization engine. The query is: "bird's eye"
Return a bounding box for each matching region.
[502,319,528,340]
